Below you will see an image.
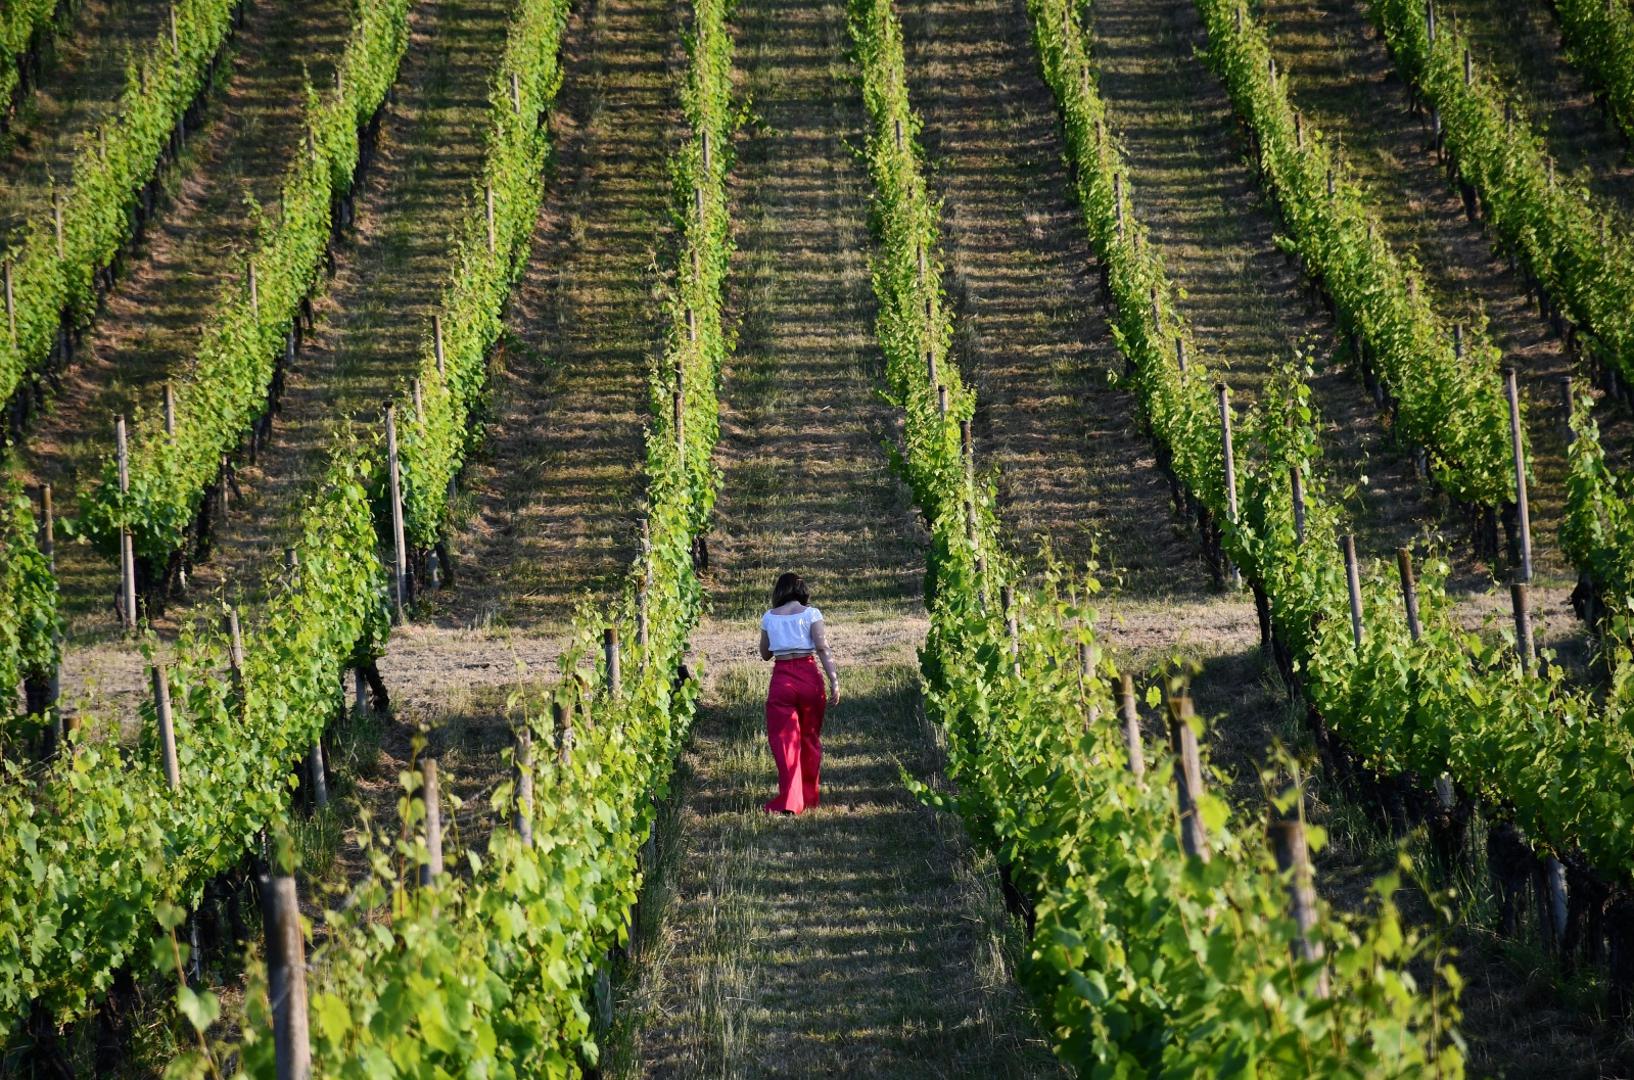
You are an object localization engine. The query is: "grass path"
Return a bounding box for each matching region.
[901,0,1205,592]
[20,0,353,636]
[185,0,516,605]
[622,0,1059,1071]
[0,0,168,243]
[428,0,680,635]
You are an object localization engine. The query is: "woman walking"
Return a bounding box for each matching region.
[759,572,839,814]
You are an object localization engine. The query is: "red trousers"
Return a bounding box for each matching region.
[765,657,826,813]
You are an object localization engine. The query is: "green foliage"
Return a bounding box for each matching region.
[0,463,59,740]
[1367,0,1634,404]
[1040,0,1634,903]
[855,0,1463,1071]
[1551,0,1634,148]
[0,0,238,411]
[1362,0,1634,651]
[1195,0,1514,509]
[192,0,736,1072]
[0,0,58,113]
[0,444,388,1031]
[78,0,413,568]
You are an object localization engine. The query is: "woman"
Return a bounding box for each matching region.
[758,571,839,814]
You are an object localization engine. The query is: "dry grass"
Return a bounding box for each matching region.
[20,0,355,638]
[627,650,1062,1078]
[0,0,169,242]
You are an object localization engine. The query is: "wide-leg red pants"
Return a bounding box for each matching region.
[765,657,826,813]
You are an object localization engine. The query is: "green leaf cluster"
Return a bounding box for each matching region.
[0,0,60,112]
[0,443,388,1032]
[0,462,59,740]
[1195,0,1514,508]
[78,0,413,567]
[1547,0,1634,156]
[1368,0,1634,417]
[0,0,238,412]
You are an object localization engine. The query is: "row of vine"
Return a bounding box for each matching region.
[179,0,737,1070]
[852,0,1463,1071]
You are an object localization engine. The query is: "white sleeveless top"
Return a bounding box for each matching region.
[762,606,823,654]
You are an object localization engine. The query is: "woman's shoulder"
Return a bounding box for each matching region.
[805,605,823,622]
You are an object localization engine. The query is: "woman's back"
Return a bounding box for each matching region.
[762,603,823,653]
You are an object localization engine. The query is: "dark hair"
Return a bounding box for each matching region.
[771,571,810,607]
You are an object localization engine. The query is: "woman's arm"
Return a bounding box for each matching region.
[758,627,773,661]
[811,621,839,705]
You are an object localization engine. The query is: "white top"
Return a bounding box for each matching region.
[762,606,823,654]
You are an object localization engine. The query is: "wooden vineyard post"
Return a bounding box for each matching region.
[152,664,180,790]
[1175,337,1187,375]
[1396,548,1422,642]
[1504,367,1533,582]
[960,419,973,491]
[1113,173,1124,236]
[510,70,521,114]
[926,347,937,388]
[1001,585,1019,675]
[38,485,53,570]
[385,405,407,624]
[1118,673,1145,779]
[937,384,948,419]
[485,184,496,254]
[248,262,258,316]
[163,383,176,438]
[261,874,312,1080]
[893,116,903,152]
[604,627,621,699]
[3,258,14,345]
[1217,384,1240,588]
[227,607,246,702]
[1167,695,1209,861]
[432,314,445,376]
[1341,535,1364,648]
[554,700,572,764]
[36,485,61,748]
[513,725,534,847]
[53,195,65,260]
[1268,816,1330,998]
[116,417,137,631]
[672,385,685,454]
[353,668,367,715]
[420,758,443,886]
[306,741,328,812]
[1290,466,1306,545]
[1560,375,1574,442]
[1511,578,1535,675]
